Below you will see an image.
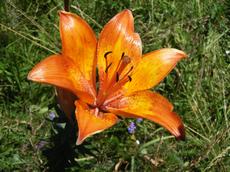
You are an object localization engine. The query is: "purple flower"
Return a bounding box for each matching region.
[136,118,143,123]
[48,112,56,120]
[127,122,136,134]
[36,140,48,150]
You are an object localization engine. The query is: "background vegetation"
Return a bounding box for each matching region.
[0,0,229,171]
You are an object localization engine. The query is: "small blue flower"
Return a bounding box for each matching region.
[36,140,48,150]
[48,112,56,120]
[127,122,136,134]
[136,118,143,123]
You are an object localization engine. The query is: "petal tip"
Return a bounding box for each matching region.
[59,10,70,16]
[172,48,188,59]
[175,124,186,141]
[27,70,33,81]
[59,10,77,24]
[76,135,85,145]
[27,68,41,82]
[122,9,132,15]
[117,9,133,20]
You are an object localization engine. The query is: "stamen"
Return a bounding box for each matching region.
[106,65,134,97]
[116,73,119,82]
[105,62,112,73]
[128,75,132,82]
[115,52,125,73]
[94,107,99,117]
[125,66,134,77]
[103,92,123,106]
[129,66,134,71]
[117,65,133,83]
[121,52,125,59]
[115,53,132,76]
[101,52,133,100]
[104,51,112,59]
[104,51,113,73]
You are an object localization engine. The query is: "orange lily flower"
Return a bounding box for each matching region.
[28,9,187,145]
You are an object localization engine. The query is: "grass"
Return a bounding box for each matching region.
[0,0,229,171]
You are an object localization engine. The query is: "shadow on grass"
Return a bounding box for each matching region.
[41,106,95,171]
[42,123,76,171]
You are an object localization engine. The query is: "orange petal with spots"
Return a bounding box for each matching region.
[97,9,142,93]
[124,48,187,94]
[105,90,185,140]
[27,55,95,104]
[75,101,118,145]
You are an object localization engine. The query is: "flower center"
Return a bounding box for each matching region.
[96,51,133,108]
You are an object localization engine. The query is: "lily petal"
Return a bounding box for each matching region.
[75,101,118,145]
[124,48,187,94]
[97,9,142,89]
[56,87,76,120]
[60,11,97,89]
[28,55,75,92]
[105,90,185,140]
[28,55,95,104]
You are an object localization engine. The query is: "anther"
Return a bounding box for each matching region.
[116,73,119,82]
[104,51,112,59]
[130,66,134,71]
[128,75,132,82]
[104,51,112,73]
[126,66,134,75]
[118,66,134,82]
[121,52,125,59]
[105,62,112,73]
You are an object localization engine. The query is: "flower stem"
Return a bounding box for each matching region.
[64,0,70,12]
